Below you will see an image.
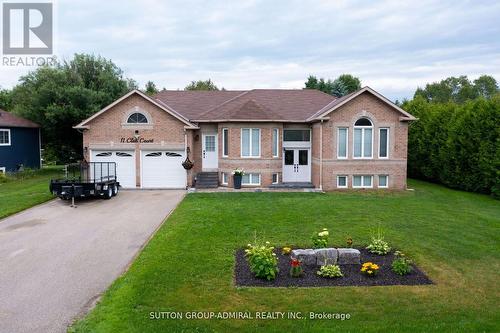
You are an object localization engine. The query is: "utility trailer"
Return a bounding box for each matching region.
[49,162,120,201]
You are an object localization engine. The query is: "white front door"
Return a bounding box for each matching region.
[202,134,218,170]
[282,148,310,182]
[141,150,186,188]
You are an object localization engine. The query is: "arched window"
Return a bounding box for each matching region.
[353,117,373,158]
[127,112,148,124]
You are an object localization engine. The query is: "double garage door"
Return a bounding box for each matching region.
[91,150,186,189]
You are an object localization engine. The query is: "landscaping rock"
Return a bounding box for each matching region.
[291,249,316,265]
[314,248,338,266]
[337,248,361,264]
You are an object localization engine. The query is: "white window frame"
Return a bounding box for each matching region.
[337,127,348,159]
[378,128,389,159]
[353,119,373,159]
[352,175,373,188]
[337,175,348,188]
[272,128,279,158]
[240,128,261,158]
[0,129,11,146]
[221,172,228,185]
[378,175,389,188]
[222,128,229,157]
[242,173,261,185]
[272,173,279,184]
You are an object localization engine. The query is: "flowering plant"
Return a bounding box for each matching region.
[232,168,245,176]
[391,251,412,275]
[281,246,292,255]
[361,262,380,276]
[290,258,303,277]
[312,228,329,248]
[245,241,278,280]
[346,237,353,248]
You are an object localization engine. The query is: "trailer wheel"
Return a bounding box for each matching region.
[112,184,118,196]
[104,186,113,199]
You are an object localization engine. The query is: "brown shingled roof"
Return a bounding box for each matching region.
[0,109,40,128]
[154,89,337,122]
[154,90,245,120]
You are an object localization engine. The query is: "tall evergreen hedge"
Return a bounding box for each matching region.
[403,95,500,198]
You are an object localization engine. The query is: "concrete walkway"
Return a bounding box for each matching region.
[0,190,185,333]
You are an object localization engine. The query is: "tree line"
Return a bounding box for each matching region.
[403,75,499,198]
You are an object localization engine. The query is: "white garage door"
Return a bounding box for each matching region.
[141,150,186,188]
[91,150,136,188]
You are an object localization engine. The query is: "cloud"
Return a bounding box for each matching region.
[1,0,499,100]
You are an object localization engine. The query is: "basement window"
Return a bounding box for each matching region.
[272,173,279,184]
[337,175,347,188]
[222,173,228,185]
[242,173,260,185]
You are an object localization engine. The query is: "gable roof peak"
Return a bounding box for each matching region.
[74,89,197,129]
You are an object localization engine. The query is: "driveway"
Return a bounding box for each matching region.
[0,190,185,333]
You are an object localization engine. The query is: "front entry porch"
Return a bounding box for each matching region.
[281,129,312,183]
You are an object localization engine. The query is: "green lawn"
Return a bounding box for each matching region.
[70,180,500,333]
[0,166,64,219]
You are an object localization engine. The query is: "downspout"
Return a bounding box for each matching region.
[184,129,188,189]
[319,119,323,191]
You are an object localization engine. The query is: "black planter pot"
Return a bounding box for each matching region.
[233,175,242,189]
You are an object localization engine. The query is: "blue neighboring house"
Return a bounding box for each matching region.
[0,109,41,173]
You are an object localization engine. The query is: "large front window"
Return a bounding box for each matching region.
[241,128,260,157]
[353,118,373,158]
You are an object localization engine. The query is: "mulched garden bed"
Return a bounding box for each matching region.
[235,247,433,287]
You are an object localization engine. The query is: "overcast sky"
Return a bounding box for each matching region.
[1,0,500,100]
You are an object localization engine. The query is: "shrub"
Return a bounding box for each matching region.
[311,228,329,248]
[245,241,279,280]
[317,265,343,278]
[391,251,413,275]
[366,228,391,255]
[289,258,303,277]
[361,262,380,276]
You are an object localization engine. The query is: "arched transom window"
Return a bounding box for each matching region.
[127,112,148,124]
[353,117,373,158]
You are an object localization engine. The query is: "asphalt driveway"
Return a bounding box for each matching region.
[0,190,185,333]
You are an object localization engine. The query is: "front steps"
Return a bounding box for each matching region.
[195,172,219,188]
[269,182,315,189]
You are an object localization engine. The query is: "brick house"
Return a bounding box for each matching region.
[74,87,416,190]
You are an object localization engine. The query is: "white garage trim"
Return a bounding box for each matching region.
[140,150,187,189]
[90,150,136,188]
